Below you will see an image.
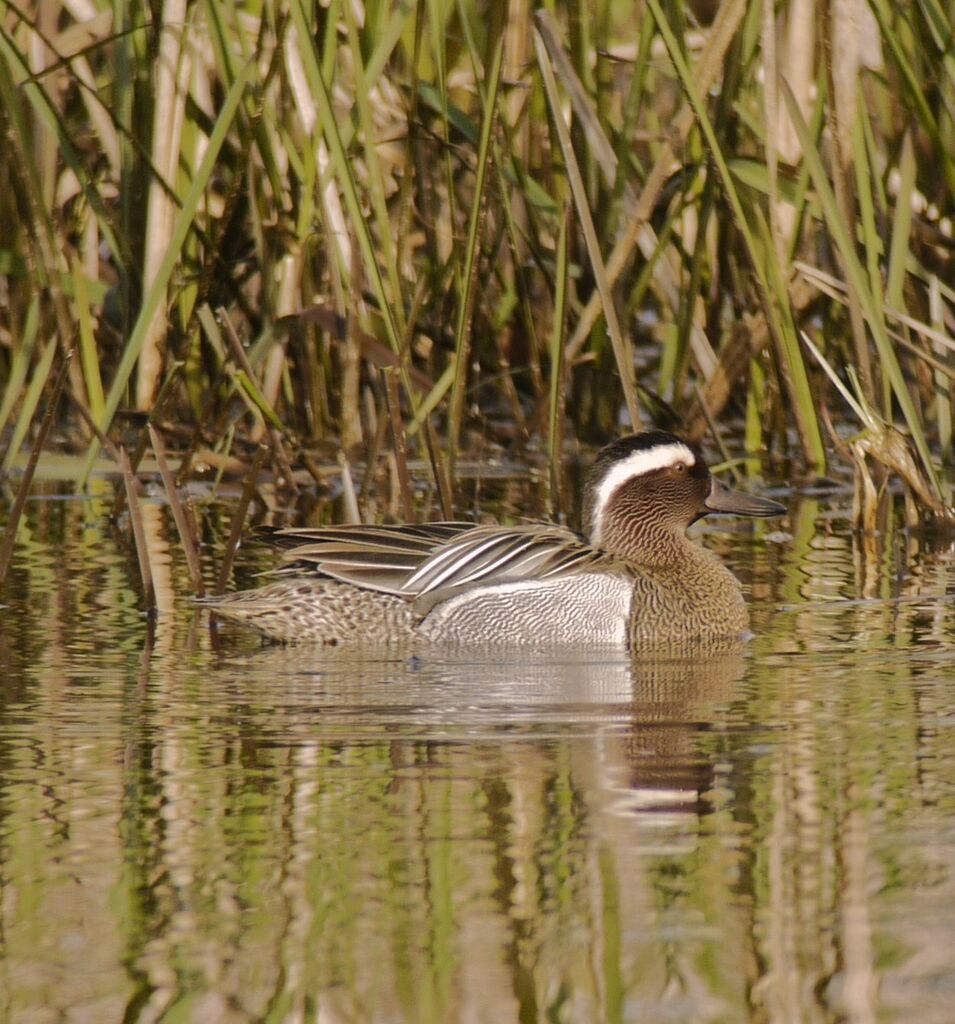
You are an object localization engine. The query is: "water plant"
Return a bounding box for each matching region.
[0,0,952,532]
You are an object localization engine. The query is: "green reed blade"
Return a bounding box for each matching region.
[548,206,569,512]
[645,0,824,467]
[0,296,39,443]
[342,0,405,338]
[288,0,402,356]
[533,16,641,430]
[885,132,915,317]
[868,0,955,193]
[782,81,940,495]
[78,60,256,483]
[446,5,505,458]
[2,337,57,475]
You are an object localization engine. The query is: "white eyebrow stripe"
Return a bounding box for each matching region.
[590,443,695,545]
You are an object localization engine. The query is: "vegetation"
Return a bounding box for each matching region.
[1,0,953,541]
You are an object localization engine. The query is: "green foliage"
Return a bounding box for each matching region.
[0,0,953,501]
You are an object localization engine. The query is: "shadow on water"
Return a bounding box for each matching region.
[1,487,955,1021]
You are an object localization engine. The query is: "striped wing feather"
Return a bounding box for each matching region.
[403,525,605,595]
[260,522,476,595]
[258,522,609,598]
[258,522,473,552]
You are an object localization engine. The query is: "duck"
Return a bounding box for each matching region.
[206,430,785,648]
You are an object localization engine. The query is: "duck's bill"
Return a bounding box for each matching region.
[704,477,786,517]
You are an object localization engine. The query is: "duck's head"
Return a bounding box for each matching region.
[584,431,785,551]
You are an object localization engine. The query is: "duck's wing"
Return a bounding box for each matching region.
[401,524,613,597]
[257,522,476,595]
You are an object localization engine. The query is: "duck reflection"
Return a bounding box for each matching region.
[209,635,747,827]
[173,637,751,1022]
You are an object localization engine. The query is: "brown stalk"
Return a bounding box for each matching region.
[827,0,876,404]
[218,306,299,500]
[118,446,156,613]
[360,278,429,512]
[385,368,415,522]
[423,419,454,519]
[0,350,73,588]
[358,394,392,508]
[113,367,182,520]
[148,423,204,596]
[342,237,363,449]
[268,427,300,503]
[215,444,267,596]
[65,387,125,466]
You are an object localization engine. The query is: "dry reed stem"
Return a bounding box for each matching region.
[385,368,415,522]
[148,423,205,596]
[338,452,361,524]
[118,446,156,612]
[138,0,190,409]
[342,239,363,450]
[761,0,782,265]
[218,307,299,497]
[215,444,267,596]
[423,419,454,519]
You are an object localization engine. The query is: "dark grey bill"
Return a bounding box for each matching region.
[704,476,786,517]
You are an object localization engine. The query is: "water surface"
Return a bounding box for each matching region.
[1,487,954,1022]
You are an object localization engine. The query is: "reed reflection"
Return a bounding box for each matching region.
[111,639,752,1023]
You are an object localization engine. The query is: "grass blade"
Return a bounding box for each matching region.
[645,0,824,467]
[80,58,257,481]
[533,15,641,429]
[0,350,72,588]
[782,80,940,495]
[447,15,505,458]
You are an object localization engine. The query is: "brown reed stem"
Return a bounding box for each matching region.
[148,423,205,596]
[385,368,415,522]
[118,446,156,613]
[215,444,267,596]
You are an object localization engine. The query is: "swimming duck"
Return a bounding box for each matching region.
[207,430,784,647]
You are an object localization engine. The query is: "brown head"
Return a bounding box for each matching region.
[583,431,784,561]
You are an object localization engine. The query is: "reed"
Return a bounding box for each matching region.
[0,0,952,521]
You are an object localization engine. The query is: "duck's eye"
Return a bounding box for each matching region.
[674,463,686,474]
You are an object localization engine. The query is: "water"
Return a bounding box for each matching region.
[1,487,954,1022]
